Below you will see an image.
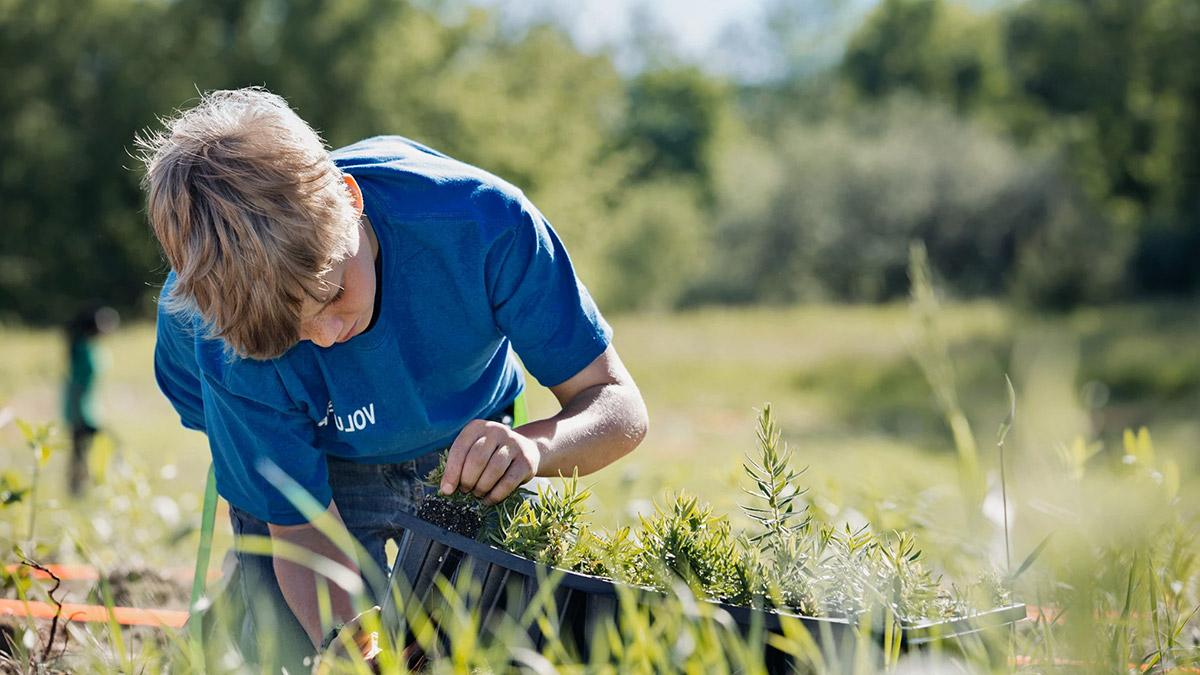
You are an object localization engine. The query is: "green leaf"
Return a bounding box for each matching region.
[15,419,34,443]
[0,471,28,506]
[1171,603,1200,643]
[997,374,1015,447]
[1123,426,1155,465]
[1011,533,1053,581]
[88,433,116,484]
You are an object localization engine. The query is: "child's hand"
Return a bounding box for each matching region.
[440,421,541,504]
[316,606,383,673]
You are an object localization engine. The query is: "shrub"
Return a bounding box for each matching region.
[698,96,1127,308]
[627,492,750,603]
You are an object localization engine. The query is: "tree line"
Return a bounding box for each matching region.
[1,0,1196,325]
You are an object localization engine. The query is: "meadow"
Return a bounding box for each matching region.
[2,297,1199,672]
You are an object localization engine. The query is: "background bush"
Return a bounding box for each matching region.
[696,97,1126,307]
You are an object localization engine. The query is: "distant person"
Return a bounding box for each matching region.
[63,305,120,496]
[140,88,648,669]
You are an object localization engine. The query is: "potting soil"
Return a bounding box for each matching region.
[416,498,482,538]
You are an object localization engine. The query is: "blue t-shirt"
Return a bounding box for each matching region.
[154,136,612,525]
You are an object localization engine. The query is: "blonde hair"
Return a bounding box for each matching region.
[137,88,357,359]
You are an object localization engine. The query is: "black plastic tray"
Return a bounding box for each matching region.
[382,508,1025,666]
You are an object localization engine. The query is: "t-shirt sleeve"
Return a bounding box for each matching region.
[484,190,612,387]
[153,302,207,434]
[200,365,331,526]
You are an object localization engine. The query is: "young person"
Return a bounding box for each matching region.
[140,88,648,668]
[62,305,120,496]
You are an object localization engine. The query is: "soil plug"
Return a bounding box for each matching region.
[417,497,483,538]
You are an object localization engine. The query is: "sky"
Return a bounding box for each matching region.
[559,0,769,57]
[475,0,775,75]
[472,0,886,81]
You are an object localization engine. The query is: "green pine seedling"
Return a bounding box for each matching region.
[632,491,747,603]
[741,404,812,550]
[494,471,590,568]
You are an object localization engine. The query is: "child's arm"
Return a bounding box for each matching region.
[439,345,647,503]
[267,501,363,648]
[532,345,648,477]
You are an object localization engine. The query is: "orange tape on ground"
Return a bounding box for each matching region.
[3,563,220,584]
[0,599,187,628]
[3,564,99,582]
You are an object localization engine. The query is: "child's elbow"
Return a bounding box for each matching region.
[622,386,649,452]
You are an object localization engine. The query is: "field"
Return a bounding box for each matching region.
[2,300,1199,671]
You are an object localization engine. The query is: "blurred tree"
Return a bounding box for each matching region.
[412,23,636,290]
[617,67,730,202]
[5,0,1194,321]
[597,180,710,311]
[839,0,1200,299]
[0,0,654,321]
[842,0,1007,113]
[1003,0,1200,294]
[698,98,1126,307]
[0,0,178,323]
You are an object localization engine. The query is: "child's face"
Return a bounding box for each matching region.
[298,218,377,348]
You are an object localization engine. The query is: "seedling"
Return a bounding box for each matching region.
[494,471,589,568]
[419,453,530,540]
[409,406,1015,630]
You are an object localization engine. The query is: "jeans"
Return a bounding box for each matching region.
[229,453,442,672]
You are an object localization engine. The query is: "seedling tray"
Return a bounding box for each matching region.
[382,508,1024,667]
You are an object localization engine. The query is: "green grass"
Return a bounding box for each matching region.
[3,302,1198,565]
[2,301,1199,671]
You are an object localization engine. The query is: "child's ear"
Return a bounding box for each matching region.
[343,174,365,217]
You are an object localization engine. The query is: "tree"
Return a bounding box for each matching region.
[842,0,1007,113]
[700,97,1125,306]
[618,67,731,202]
[1003,0,1200,294]
[0,1,658,321]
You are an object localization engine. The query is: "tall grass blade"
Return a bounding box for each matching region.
[1011,533,1053,582]
[998,373,1016,572]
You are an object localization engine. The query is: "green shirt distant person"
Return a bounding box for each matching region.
[63,306,119,496]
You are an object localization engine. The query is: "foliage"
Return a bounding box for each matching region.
[740,403,810,547]
[418,451,528,541]
[700,95,1124,307]
[570,525,639,580]
[0,1,639,323]
[738,406,971,624]
[908,243,983,507]
[0,471,27,507]
[1012,424,1200,671]
[493,472,590,568]
[628,492,750,604]
[4,299,1200,670]
[617,66,730,201]
[4,0,1197,325]
[842,0,1007,113]
[839,0,1200,300]
[595,179,711,312]
[13,420,56,551]
[421,407,998,625]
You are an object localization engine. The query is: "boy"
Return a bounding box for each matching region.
[140,88,648,668]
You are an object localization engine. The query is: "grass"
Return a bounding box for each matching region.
[1,299,1199,671]
[2,301,1198,562]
